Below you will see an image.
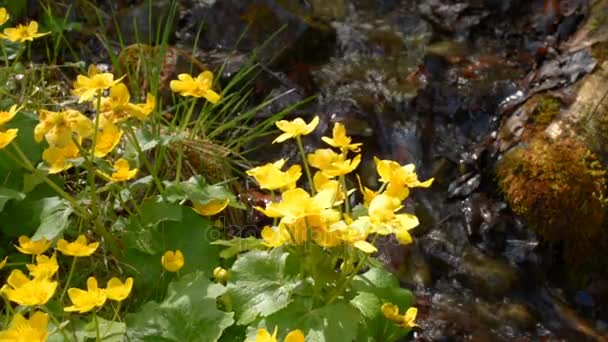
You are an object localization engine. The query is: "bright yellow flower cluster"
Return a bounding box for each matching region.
[0,105,21,150]
[0,233,133,340]
[249,117,433,253]
[381,303,418,329]
[34,65,152,177]
[0,7,49,43]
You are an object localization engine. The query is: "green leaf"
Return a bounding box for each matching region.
[31,197,73,241]
[212,237,263,259]
[164,176,242,208]
[0,196,72,240]
[350,292,381,319]
[0,187,25,212]
[225,248,301,325]
[351,267,413,309]
[121,203,221,302]
[350,267,414,342]
[75,317,126,342]
[126,272,234,342]
[257,299,361,342]
[139,199,183,225]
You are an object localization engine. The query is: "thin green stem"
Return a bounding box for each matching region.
[123,125,164,194]
[326,235,379,304]
[295,136,314,195]
[60,257,77,302]
[87,90,103,220]
[340,175,350,215]
[92,311,101,342]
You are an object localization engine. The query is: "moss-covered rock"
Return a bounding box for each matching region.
[497,136,607,263]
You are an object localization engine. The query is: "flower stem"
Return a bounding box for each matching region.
[340,175,350,215]
[295,136,314,195]
[92,310,101,342]
[60,257,77,302]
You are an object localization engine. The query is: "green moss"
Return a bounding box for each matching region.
[497,136,607,264]
[531,96,561,126]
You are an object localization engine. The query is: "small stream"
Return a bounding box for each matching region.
[106,0,608,340]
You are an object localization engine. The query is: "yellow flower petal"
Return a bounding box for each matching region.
[284,329,305,342]
[192,199,229,216]
[109,158,137,182]
[0,128,18,149]
[0,8,9,26]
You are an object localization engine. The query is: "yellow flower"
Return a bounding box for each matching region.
[246,159,301,191]
[374,157,433,200]
[367,194,418,244]
[73,65,125,103]
[15,236,51,255]
[105,277,133,302]
[1,269,57,306]
[284,330,305,342]
[169,71,221,103]
[308,149,360,177]
[108,158,137,182]
[56,235,99,257]
[34,108,93,147]
[273,116,319,143]
[261,225,291,248]
[64,277,107,313]
[93,117,123,158]
[0,21,49,43]
[26,254,59,278]
[381,303,418,329]
[213,267,229,282]
[313,171,345,204]
[99,83,155,122]
[250,327,305,342]
[0,105,20,149]
[321,122,362,152]
[0,104,20,126]
[0,311,49,342]
[0,128,18,149]
[192,199,229,216]
[0,8,9,26]
[307,148,340,170]
[0,256,6,270]
[400,307,419,328]
[321,154,361,177]
[41,142,80,174]
[161,250,184,272]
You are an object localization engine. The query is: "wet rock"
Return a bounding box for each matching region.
[310,0,347,20]
[114,0,175,45]
[447,172,480,198]
[417,0,490,35]
[177,0,335,65]
[459,247,519,296]
[527,48,597,94]
[393,246,433,289]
